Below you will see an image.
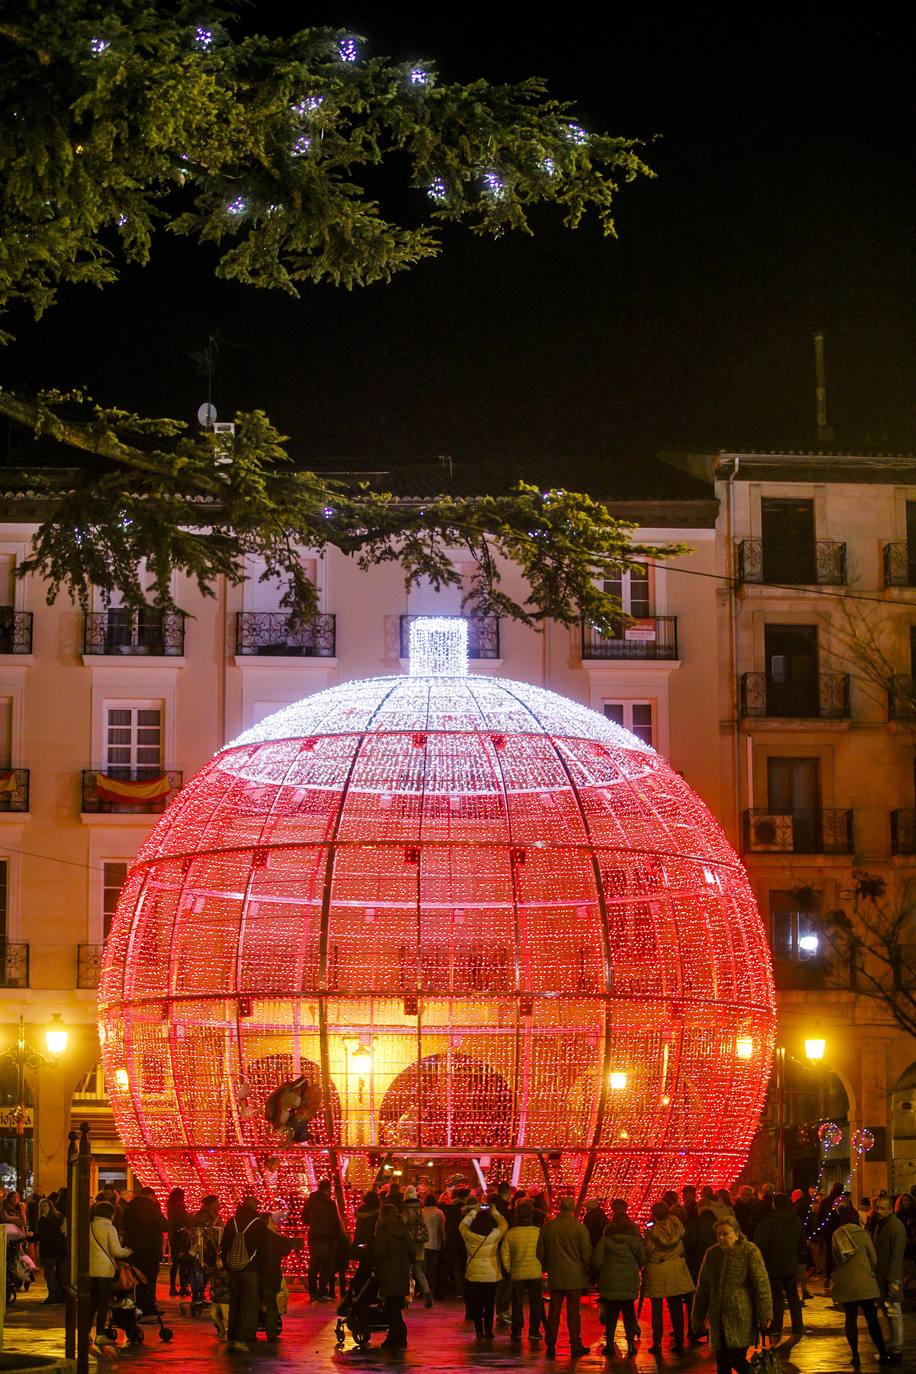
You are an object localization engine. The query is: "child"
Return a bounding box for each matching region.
[209,1256,230,1341]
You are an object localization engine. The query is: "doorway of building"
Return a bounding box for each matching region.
[768,757,820,853]
[890,1061,916,1196]
[764,625,819,717]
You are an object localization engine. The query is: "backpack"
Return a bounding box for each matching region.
[226,1217,258,1271]
[404,1207,429,1247]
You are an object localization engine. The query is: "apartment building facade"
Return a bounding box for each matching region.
[702,451,916,1200]
[0,464,721,1191]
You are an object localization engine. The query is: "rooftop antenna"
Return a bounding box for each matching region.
[814,330,834,446]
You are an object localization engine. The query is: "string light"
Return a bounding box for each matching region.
[99,619,775,1237]
[338,36,358,63]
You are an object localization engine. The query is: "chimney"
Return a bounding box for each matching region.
[814,330,834,446]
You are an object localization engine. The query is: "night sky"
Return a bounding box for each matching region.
[4,12,914,466]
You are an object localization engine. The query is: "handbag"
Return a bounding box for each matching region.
[749,1335,782,1373]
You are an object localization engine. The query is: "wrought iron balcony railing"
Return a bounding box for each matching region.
[743,809,853,855]
[882,542,916,588]
[77,943,104,989]
[581,616,678,661]
[83,609,185,656]
[0,769,29,812]
[887,677,916,721]
[891,809,916,855]
[0,943,29,988]
[81,769,183,814]
[0,611,33,654]
[399,614,500,659]
[736,538,847,586]
[740,672,850,720]
[236,611,336,657]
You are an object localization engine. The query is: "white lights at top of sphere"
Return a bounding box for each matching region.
[408,616,468,677]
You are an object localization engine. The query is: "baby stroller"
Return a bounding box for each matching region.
[334,1258,389,1351]
[106,1262,174,1345]
[5,1225,36,1303]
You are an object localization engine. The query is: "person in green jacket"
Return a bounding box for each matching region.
[592,1219,646,1358]
[536,1197,592,1358]
[691,1215,773,1374]
[829,1204,890,1368]
[499,1201,543,1343]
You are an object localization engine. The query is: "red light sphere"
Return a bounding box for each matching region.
[99,622,775,1217]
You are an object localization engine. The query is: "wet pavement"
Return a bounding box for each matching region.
[4,1275,914,1374]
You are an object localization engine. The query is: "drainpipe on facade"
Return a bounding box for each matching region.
[723,454,742,843]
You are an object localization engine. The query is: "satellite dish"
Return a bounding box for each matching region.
[197,402,218,428]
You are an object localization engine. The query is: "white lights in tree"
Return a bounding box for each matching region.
[338,36,358,63]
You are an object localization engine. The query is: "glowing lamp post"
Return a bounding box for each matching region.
[99,618,776,1217]
[804,1038,826,1062]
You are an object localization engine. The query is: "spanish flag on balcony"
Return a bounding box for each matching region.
[0,772,16,793]
[96,774,171,803]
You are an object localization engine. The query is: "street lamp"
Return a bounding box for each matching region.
[775,1035,828,1191]
[1,1014,68,1194]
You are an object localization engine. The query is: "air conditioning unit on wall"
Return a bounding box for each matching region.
[748,813,793,852]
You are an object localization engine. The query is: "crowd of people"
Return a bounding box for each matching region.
[7,1174,916,1370]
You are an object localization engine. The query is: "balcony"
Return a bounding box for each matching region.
[83,609,185,656]
[0,611,33,655]
[887,677,916,721]
[581,616,678,661]
[77,943,104,989]
[236,611,336,657]
[891,809,916,855]
[740,672,850,720]
[882,542,916,588]
[0,769,28,812]
[736,538,847,586]
[82,769,183,814]
[743,809,854,855]
[0,943,29,988]
[399,614,499,659]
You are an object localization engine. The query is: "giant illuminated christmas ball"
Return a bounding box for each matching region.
[98,619,775,1216]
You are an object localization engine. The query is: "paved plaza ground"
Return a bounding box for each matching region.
[4,1276,914,1374]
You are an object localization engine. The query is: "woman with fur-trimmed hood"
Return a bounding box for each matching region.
[691,1214,773,1373]
[643,1202,694,1354]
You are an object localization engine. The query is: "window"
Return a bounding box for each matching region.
[769,891,822,962]
[602,566,651,628]
[767,757,819,853]
[0,699,12,770]
[106,705,162,776]
[104,606,166,654]
[764,624,819,716]
[102,862,128,939]
[761,498,816,583]
[250,556,318,612]
[604,701,654,748]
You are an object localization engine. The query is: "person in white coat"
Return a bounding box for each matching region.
[88,1201,132,1350]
